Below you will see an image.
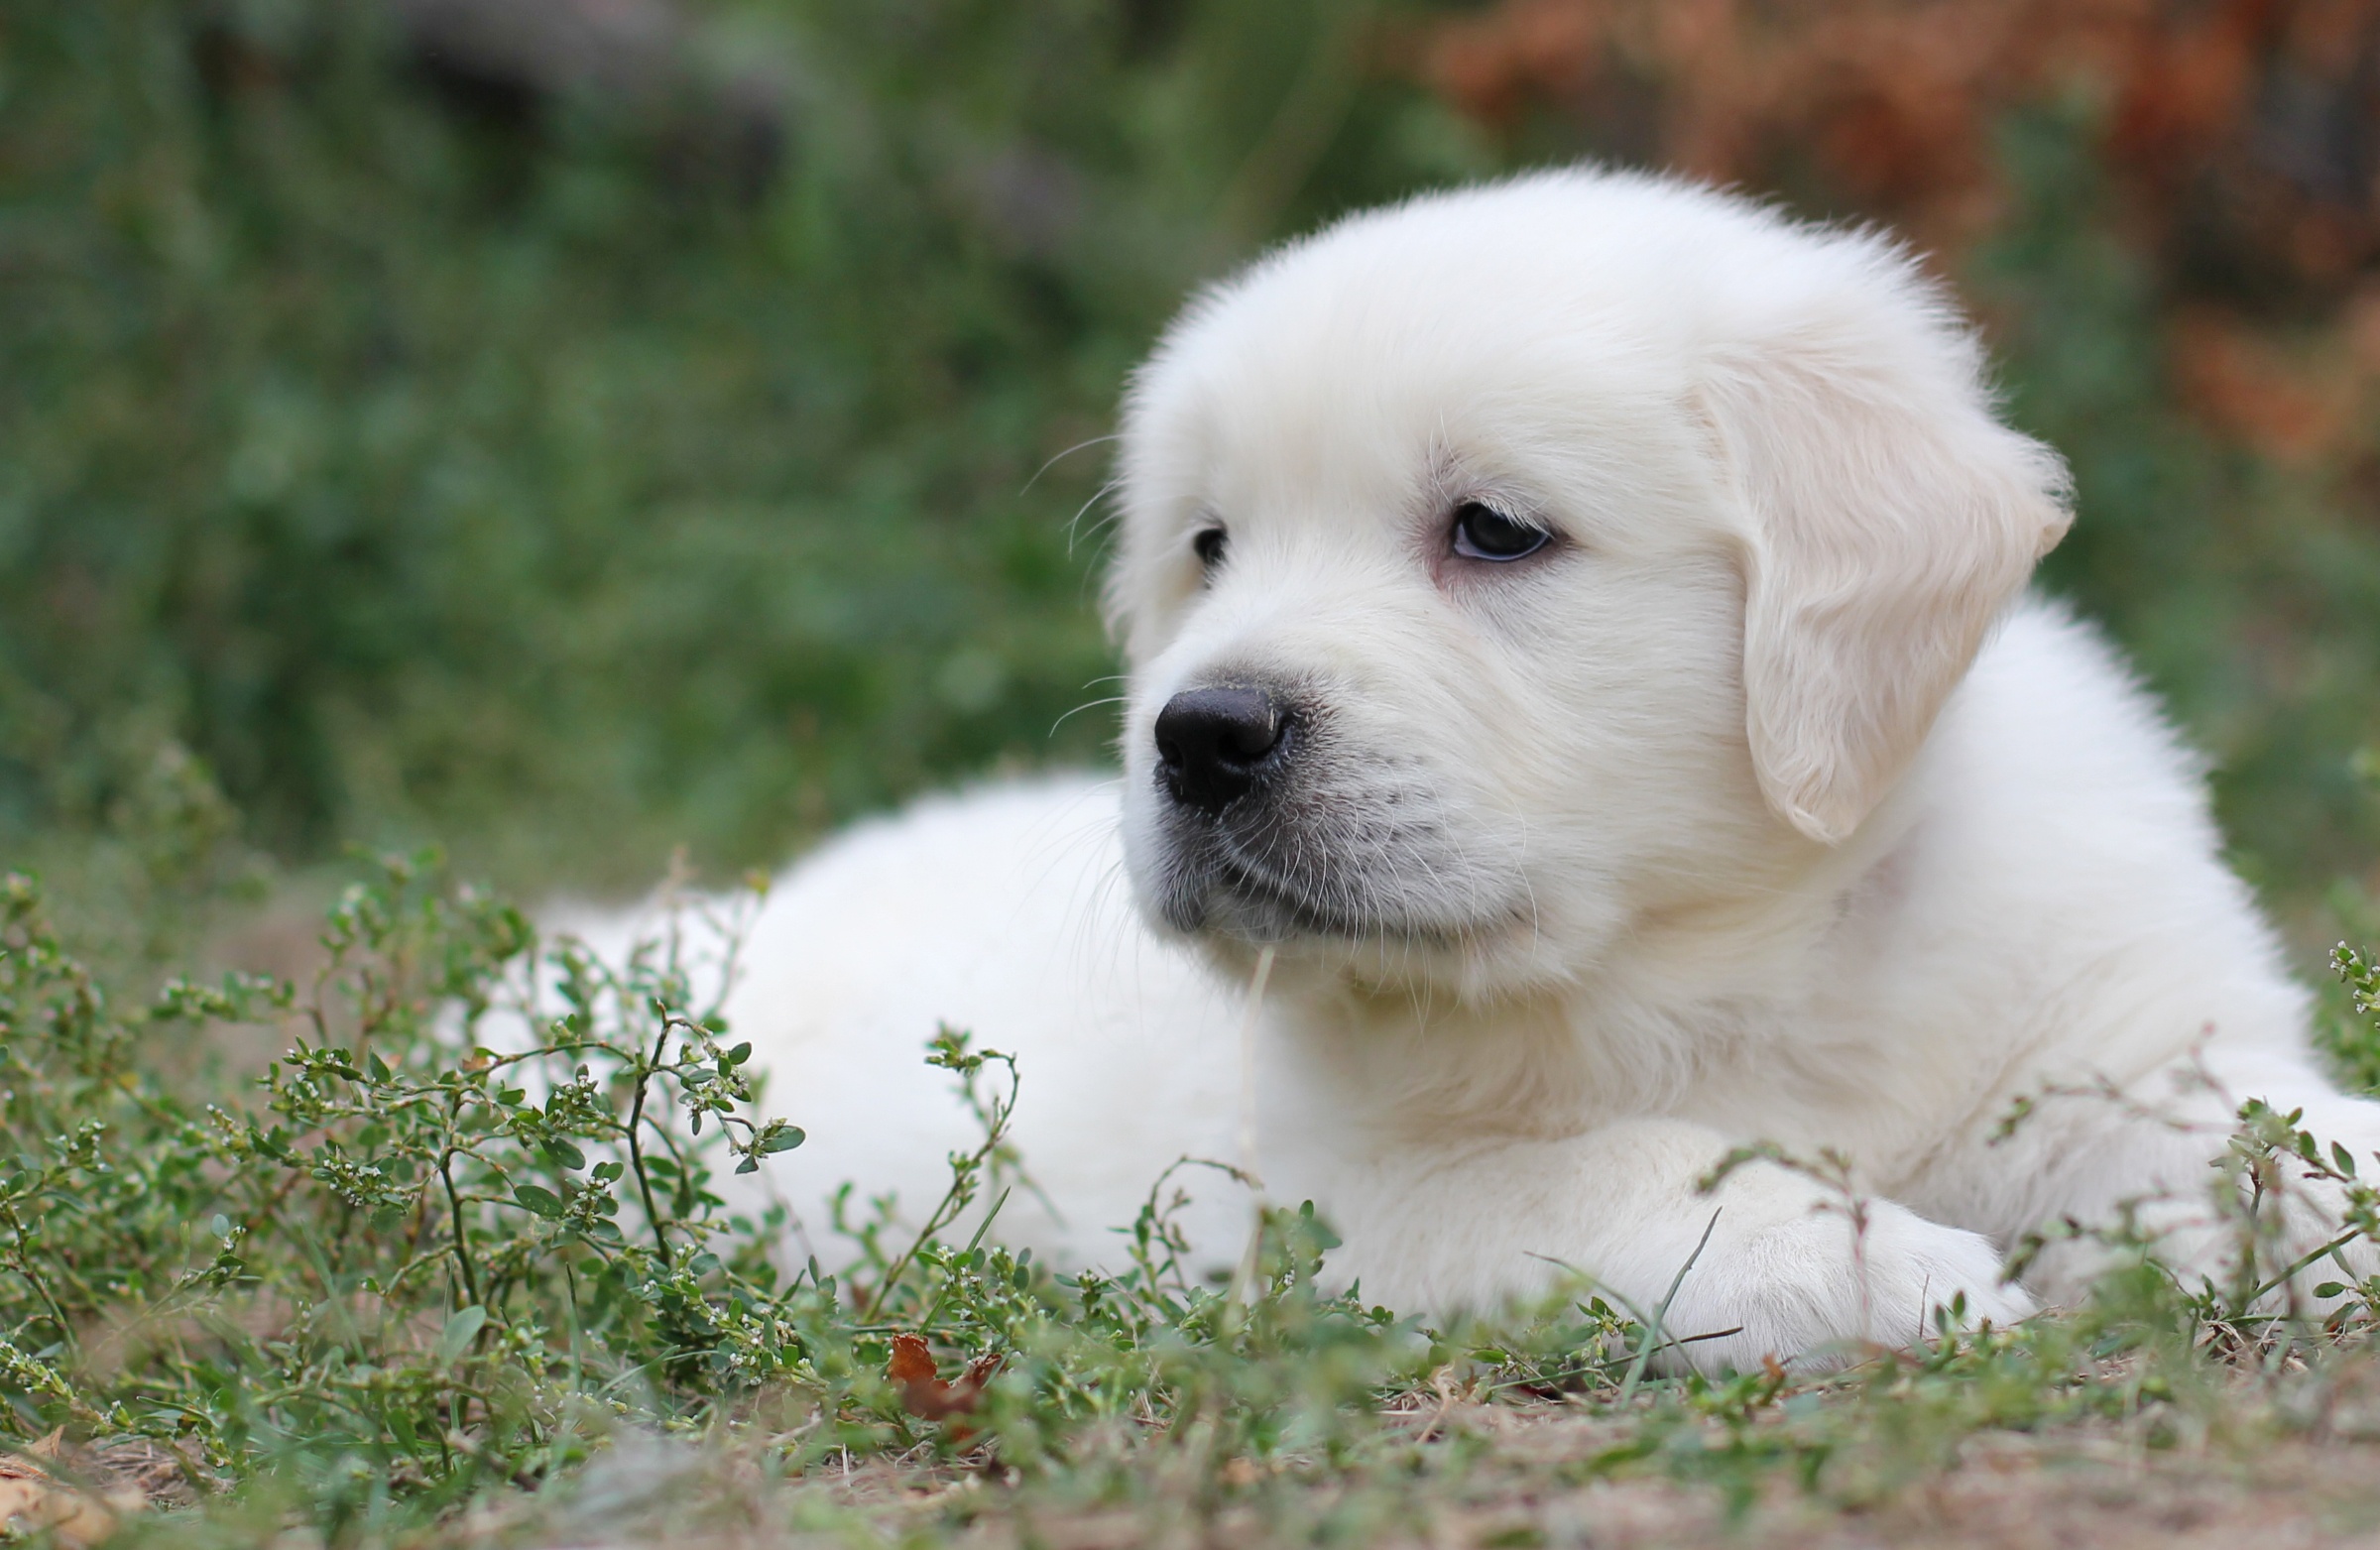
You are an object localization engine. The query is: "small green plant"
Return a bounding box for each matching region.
[1,852,833,1526]
[16,857,2380,1546]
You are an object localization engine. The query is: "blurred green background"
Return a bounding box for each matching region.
[8,0,2380,956]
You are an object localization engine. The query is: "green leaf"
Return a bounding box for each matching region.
[513,1183,565,1219]
[437,1305,488,1365]
[1297,1200,1344,1251]
[728,1041,754,1065]
[761,1127,806,1154]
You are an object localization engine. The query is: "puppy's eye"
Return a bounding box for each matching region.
[1450,502,1550,562]
[1193,526,1228,569]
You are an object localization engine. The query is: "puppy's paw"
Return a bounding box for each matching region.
[1664,1199,2030,1372]
[1848,1200,2036,1343]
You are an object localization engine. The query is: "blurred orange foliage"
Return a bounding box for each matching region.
[1418,0,2380,459]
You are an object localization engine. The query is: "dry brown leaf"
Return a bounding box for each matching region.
[886,1333,1002,1426]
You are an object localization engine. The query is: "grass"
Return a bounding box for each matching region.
[14,849,2380,1547]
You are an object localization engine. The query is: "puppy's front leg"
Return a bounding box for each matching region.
[1320,1118,2031,1371]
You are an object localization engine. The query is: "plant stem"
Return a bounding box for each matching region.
[440,1143,481,1309]
[628,1021,673,1268]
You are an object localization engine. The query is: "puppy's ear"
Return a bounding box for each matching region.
[1702,248,2072,845]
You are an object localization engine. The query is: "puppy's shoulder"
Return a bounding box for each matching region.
[1930,595,2210,829]
[1895,597,2302,1052]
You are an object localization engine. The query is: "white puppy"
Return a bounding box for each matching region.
[667,170,2380,1370]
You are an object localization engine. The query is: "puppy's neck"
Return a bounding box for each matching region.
[1610,792,1925,1014]
[1262,790,1929,1139]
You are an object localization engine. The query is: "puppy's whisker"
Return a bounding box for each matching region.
[1064,477,1125,559]
[1049,695,1128,739]
[1022,432,1122,497]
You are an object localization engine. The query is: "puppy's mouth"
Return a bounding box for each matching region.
[1151,824,1510,949]
[1206,853,1409,941]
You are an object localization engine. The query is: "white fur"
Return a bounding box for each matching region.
[611,171,2380,1370]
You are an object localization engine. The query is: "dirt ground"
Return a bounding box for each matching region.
[432,1401,2380,1550]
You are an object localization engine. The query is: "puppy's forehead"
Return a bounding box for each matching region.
[1129,183,1720,519]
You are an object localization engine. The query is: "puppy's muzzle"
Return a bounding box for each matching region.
[1154,685,1294,815]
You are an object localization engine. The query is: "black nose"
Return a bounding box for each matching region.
[1154,686,1289,815]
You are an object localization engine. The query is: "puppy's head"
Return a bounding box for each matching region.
[1108,171,2071,997]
